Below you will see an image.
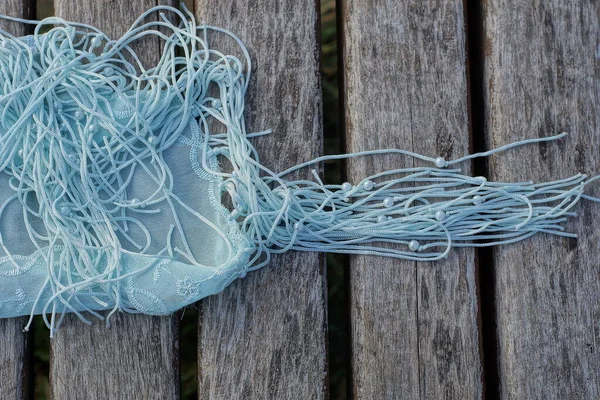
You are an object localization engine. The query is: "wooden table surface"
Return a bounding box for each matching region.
[0,0,598,399]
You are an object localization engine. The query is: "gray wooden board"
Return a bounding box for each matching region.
[0,315,28,400]
[50,2,180,399]
[342,0,483,398]
[483,1,600,398]
[0,2,32,399]
[194,1,328,399]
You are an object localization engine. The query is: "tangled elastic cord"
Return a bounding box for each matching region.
[231,133,593,270]
[0,6,250,331]
[0,5,597,330]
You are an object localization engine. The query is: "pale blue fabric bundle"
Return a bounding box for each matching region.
[0,5,597,335]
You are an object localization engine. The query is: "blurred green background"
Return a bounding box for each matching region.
[32,0,346,398]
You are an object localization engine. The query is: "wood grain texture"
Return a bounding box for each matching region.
[194,2,327,399]
[51,314,179,400]
[0,320,29,400]
[0,2,33,399]
[483,1,600,398]
[50,2,180,400]
[342,0,482,398]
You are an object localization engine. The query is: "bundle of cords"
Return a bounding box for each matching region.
[0,5,597,334]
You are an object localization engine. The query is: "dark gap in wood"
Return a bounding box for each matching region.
[333,0,354,398]
[476,248,499,400]
[343,255,353,400]
[23,0,35,35]
[464,0,499,399]
[322,0,349,398]
[179,308,199,400]
[32,317,49,399]
[35,0,52,24]
[325,252,348,400]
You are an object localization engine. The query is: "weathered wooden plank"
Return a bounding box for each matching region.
[342,0,482,398]
[0,317,28,400]
[483,1,600,398]
[0,319,29,400]
[0,2,33,399]
[194,2,327,399]
[50,2,180,399]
